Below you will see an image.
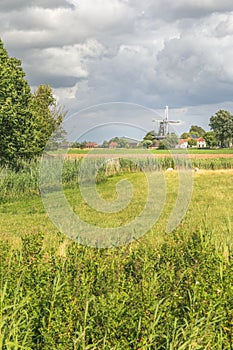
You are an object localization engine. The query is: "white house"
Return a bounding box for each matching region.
[177,139,188,148]
[177,137,206,149]
[196,137,206,148]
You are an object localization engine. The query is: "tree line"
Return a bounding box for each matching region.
[143,111,233,149]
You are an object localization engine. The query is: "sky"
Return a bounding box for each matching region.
[1,0,233,142]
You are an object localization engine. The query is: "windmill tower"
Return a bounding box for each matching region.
[153,106,181,140]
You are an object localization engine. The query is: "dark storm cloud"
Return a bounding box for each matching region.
[0,0,73,12]
[28,73,80,89]
[129,0,233,20]
[157,1,233,20]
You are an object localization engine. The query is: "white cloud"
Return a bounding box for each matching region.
[22,39,106,87]
[1,0,233,139]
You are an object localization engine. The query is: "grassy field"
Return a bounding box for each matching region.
[66,147,233,155]
[1,169,233,243]
[1,160,233,349]
[182,148,233,154]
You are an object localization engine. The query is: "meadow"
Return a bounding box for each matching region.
[1,156,233,349]
[66,147,233,155]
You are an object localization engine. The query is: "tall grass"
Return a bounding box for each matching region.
[1,230,233,349]
[1,156,233,200]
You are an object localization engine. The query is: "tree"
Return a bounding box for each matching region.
[32,85,65,151]
[203,131,217,148]
[209,110,233,147]
[143,130,157,142]
[107,137,129,148]
[46,124,68,150]
[101,140,109,148]
[142,140,153,148]
[189,125,206,137]
[180,132,190,139]
[118,138,129,148]
[108,137,120,147]
[0,38,35,167]
[188,138,197,147]
[157,133,178,149]
[70,141,81,148]
[80,141,87,149]
[158,141,166,149]
[0,38,65,168]
[163,133,178,149]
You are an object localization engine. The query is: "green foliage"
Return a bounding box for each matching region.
[159,133,178,149]
[158,141,166,149]
[142,139,153,148]
[115,138,126,148]
[0,38,36,168]
[1,229,233,349]
[203,131,218,148]
[32,85,66,151]
[101,140,109,148]
[188,138,197,147]
[102,137,130,148]
[0,38,66,169]
[209,110,233,147]
[181,126,205,140]
[189,125,206,137]
[69,141,89,149]
[180,132,190,139]
[166,133,178,148]
[143,130,157,142]
[70,141,81,148]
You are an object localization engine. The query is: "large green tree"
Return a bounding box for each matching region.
[0,39,65,168]
[189,125,206,137]
[164,133,179,149]
[0,39,35,166]
[31,85,65,151]
[158,133,178,149]
[143,130,157,142]
[180,132,190,139]
[203,131,217,148]
[209,110,233,147]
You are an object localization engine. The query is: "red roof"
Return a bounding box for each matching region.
[109,142,118,148]
[178,139,189,144]
[86,142,98,148]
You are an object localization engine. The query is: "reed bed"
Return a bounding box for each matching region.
[1,156,233,200]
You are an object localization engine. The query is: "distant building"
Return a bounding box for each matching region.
[121,136,141,148]
[86,142,98,148]
[177,137,206,149]
[109,142,118,149]
[196,137,206,148]
[177,139,189,149]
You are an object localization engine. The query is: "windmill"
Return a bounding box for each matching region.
[153,106,181,139]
